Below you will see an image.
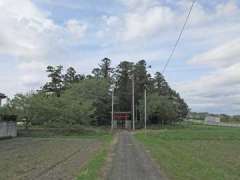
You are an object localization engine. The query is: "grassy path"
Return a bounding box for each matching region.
[77,134,112,180]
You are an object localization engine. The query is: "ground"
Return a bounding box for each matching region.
[135,123,240,180]
[106,131,166,180]
[0,137,102,180]
[1,124,240,180]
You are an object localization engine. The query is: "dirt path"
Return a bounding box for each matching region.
[106,131,166,180]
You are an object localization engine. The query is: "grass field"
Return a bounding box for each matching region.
[0,128,112,180]
[135,123,240,180]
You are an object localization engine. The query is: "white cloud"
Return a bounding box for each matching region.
[18,61,46,71]
[170,0,240,114]
[17,61,47,87]
[189,39,240,68]
[176,45,240,114]
[0,1,61,56]
[120,0,160,10]
[216,0,239,16]
[0,0,87,92]
[99,0,240,114]
[121,6,176,41]
[102,16,120,27]
[101,2,177,42]
[177,63,240,93]
[100,0,240,44]
[0,0,56,92]
[65,19,88,40]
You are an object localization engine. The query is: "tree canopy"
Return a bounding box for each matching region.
[0,58,189,128]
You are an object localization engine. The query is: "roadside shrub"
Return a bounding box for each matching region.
[0,114,17,122]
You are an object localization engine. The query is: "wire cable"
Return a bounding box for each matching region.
[162,0,197,74]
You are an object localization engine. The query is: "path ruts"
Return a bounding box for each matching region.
[106,131,166,180]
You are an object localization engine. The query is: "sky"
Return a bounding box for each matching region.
[0,0,239,115]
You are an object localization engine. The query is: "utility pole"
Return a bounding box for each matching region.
[132,66,135,130]
[111,86,114,130]
[144,65,151,130]
[144,88,147,130]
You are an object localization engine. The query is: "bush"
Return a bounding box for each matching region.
[1,79,110,127]
[0,114,17,122]
[139,93,185,125]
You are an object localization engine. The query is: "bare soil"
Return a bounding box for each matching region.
[0,137,101,180]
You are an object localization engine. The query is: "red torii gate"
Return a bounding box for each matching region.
[113,112,131,129]
[113,112,130,121]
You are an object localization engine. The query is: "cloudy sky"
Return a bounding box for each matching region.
[0,0,239,115]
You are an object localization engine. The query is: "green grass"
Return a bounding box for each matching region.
[135,123,240,180]
[78,134,112,180]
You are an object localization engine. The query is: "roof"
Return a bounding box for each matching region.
[0,93,6,98]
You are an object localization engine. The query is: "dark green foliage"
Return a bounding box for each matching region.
[139,93,187,125]
[0,115,17,122]
[114,61,133,111]
[63,79,111,126]
[64,67,84,87]
[99,57,113,80]
[92,68,101,79]
[134,60,148,105]
[6,79,110,127]
[2,58,188,127]
[42,65,64,97]
[220,114,240,123]
[114,60,189,125]
[153,72,170,96]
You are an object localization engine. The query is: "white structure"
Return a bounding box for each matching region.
[205,116,220,124]
[0,93,6,106]
[0,121,17,138]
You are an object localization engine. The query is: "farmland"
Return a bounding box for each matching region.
[135,123,240,180]
[0,129,111,180]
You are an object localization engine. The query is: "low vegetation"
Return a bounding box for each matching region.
[78,134,112,180]
[136,123,240,180]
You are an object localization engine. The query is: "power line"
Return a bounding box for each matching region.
[162,0,197,74]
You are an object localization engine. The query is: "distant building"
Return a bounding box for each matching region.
[205,116,220,124]
[0,93,6,106]
[0,93,17,138]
